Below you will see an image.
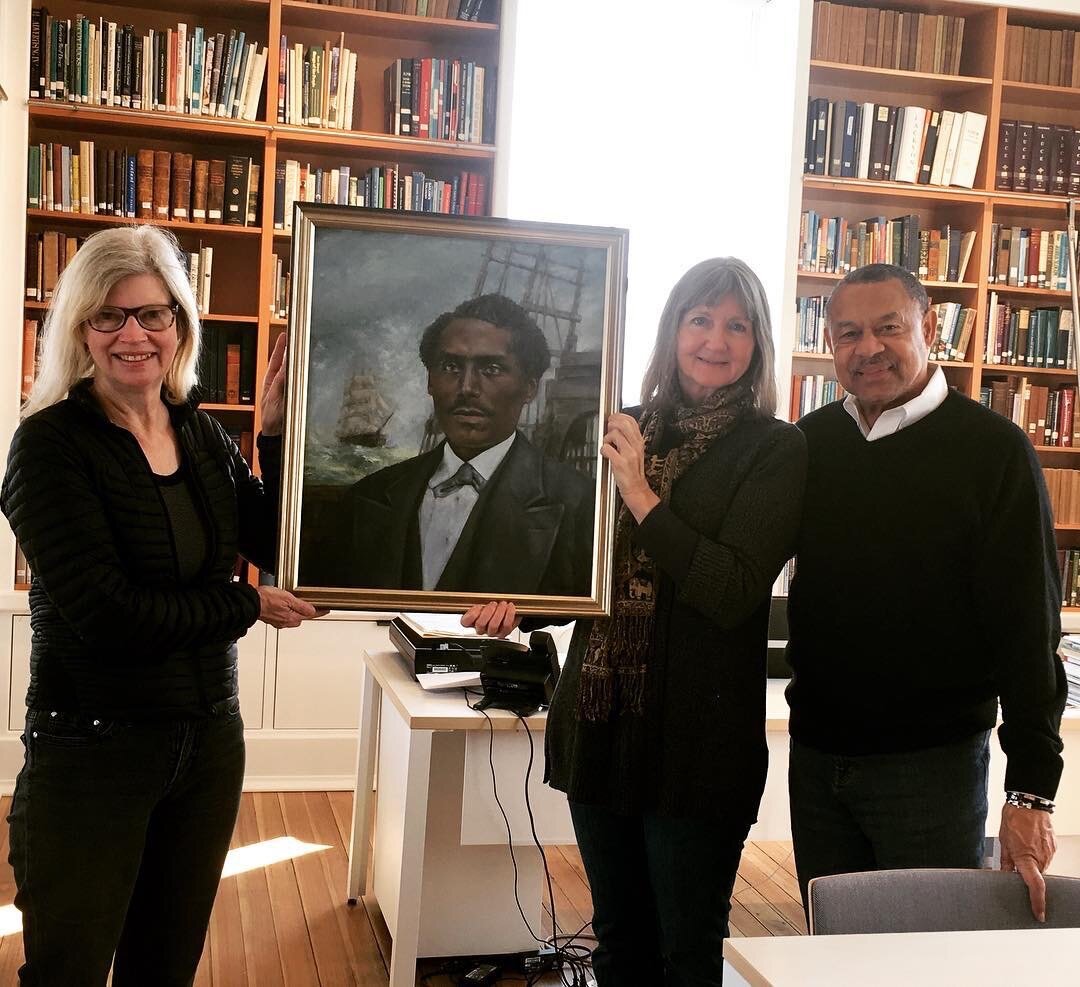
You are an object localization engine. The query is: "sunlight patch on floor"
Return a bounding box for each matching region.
[0,837,333,938]
[220,836,332,877]
[0,904,20,937]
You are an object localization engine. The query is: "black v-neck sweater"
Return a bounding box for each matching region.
[786,390,1067,799]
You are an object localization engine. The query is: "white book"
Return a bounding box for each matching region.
[939,111,966,186]
[241,47,267,121]
[856,101,874,179]
[472,65,485,144]
[284,159,299,230]
[343,50,358,132]
[893,105,927,183]
[949,110,987,189]
[987,291,1000,364]
[929,110,955,186]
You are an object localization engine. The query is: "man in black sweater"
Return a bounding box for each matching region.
[786,263,1067,922]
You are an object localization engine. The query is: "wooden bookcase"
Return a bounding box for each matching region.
[789,0,1080,613]
[14,0,505,590]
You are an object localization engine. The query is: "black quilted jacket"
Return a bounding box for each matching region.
[1,380,279,718]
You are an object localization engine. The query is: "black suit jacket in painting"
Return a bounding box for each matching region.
[301,432,595,597]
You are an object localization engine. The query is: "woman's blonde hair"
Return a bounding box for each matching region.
[22,224,202,418]
[640,257,778,416]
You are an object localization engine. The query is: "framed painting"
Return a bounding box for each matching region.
[276,204,628,617]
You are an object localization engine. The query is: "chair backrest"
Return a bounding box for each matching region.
[808,869,1080,935]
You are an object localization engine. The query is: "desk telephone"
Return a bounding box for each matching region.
[474,631,561,716]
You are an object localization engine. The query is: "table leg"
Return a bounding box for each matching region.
[388,727,434,987]
[347,663,382,904]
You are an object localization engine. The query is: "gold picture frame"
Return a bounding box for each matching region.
[277,204,628,617]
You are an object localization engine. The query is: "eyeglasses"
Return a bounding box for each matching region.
[86,304,178,333]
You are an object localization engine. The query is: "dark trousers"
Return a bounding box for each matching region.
[788,730,991,910]
[8,700,245,987]
[569,801,749,987]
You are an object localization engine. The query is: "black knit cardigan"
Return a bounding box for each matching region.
[544,413,807,826]
[1,381,279,718]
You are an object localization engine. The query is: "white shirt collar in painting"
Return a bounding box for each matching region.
[428,431,517,488]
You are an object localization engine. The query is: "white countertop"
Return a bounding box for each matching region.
[724,927,1080,986]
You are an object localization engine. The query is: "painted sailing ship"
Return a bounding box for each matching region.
[335,373,394,447]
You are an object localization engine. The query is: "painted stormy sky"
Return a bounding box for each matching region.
[304,228,609,456]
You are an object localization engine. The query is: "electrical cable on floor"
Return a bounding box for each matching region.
[460,688,593,985]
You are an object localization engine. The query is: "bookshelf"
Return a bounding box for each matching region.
[9,0,507,591]
[787,0,1080,616]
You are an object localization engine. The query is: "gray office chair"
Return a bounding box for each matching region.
[808,869,1080,934]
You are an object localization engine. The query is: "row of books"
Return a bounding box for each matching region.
[304,0,495,18]
[196,324,256,406]
[25,230,214,313]
[798,211,976,283]
[984,296,1076,370]
[27,144,261,228]
[1004,24,1080,89]
[29,10,267,120]
[805,99,986,189]
[928,302,977,363]
[384,57,495,144]
[811,2,965,75]
[790,375,845,421]
[274,158,488,227]
[1044,468,1080,526]
[982,377,1077,448]
[987,226,1078,291]
[270,256,290,320]
[1058,634,1080,706]
[995,120,1080,197]
[276,35,358,131]
[794,296,830,354]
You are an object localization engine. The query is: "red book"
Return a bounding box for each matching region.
[471,173,488,215]
[418,58,432,139]
[1028,229,1041,287]
[21,319,39,402]
[1061,387,1075,447]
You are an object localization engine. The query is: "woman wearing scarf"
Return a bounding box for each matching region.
[468,257,806,986]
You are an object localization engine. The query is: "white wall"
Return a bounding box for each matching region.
[501,0,806,405]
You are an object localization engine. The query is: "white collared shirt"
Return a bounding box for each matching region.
[843,365,948,441]
[419,432,516,590]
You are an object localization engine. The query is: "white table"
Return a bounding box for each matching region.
[723,927,1080,985]
[346,648,574,987]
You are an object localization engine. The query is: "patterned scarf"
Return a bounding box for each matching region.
[577,378,755,722]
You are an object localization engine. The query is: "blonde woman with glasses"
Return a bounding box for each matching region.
[1,224,321,986]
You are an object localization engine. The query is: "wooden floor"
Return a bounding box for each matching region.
[0,792,806,985]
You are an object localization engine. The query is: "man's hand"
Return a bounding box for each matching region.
[462,600,520,638]
[999,803,1056,922]
[256,585,326,629]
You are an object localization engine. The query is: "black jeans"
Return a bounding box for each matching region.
[569,801,749,987]
[788,730,991,910]
[8,699,245,987]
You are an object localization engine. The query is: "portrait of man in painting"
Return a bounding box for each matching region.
[282,210,626,616]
